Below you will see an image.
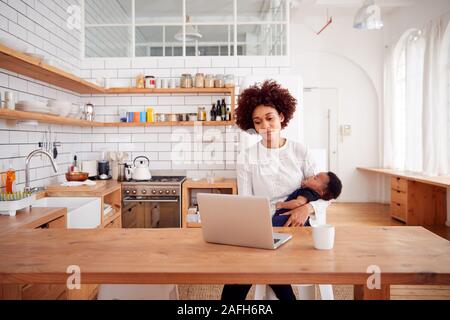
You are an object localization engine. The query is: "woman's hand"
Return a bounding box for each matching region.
[281,204,314,227]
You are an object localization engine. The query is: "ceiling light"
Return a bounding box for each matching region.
[354,0,384,30]
[174,16,202,42]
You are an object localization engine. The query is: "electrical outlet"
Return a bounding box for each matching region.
[340,125,352,137]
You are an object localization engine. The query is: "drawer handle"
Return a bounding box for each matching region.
[396,177,400,181]
[397,190,400,193]
[397,203,401,207]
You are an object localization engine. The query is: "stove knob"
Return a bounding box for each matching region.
[172,190,177,195]
[159,190,164,194]
[132,190,137,195]
[142,190,147,195]
[165,190,170,195]
[125,190,130,195]
[152,190,157,195]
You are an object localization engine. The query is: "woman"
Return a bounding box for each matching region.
[221,80,329,301]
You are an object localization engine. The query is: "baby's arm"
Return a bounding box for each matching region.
[276,196,308,210]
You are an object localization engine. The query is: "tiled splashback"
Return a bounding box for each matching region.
[0,0,291,191]
[0,0,82,191]
[78,56,290,181]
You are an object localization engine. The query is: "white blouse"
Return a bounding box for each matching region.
[236,139,329,224]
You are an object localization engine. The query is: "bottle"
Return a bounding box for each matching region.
[221,99,227,121]
[210,103,216,121]
[71,155,79,172]
[5,162,16,194]
[226,106,231,121]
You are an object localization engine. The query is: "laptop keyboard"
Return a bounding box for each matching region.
[273,238,281,244]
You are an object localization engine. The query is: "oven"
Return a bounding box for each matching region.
[121,176,185,229]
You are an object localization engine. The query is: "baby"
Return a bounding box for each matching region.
[272,172,342,227]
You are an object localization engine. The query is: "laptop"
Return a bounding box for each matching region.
[197,193,292,250]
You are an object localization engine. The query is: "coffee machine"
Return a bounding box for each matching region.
[97,160,111,180]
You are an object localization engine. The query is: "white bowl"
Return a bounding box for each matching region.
[16,100,48,110]
[49,104,72,117]
[0,36,28,52]
[25,52,45,61]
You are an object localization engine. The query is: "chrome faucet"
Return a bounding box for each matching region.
[25,149,58,193]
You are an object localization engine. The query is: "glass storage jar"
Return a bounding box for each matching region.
[225,74,235,88]
[180,74,193,88]
[204,74,215,88]
[195,73,205,88]
[214,74,225,88]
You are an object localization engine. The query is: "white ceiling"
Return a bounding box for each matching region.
[292,0,417,16]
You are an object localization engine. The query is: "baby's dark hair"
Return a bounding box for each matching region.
[322,172,342,201]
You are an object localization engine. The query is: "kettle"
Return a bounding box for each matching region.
[127,156,152,181]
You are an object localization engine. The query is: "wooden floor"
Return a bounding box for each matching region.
[180,203,450,300]
[327,203,450,300]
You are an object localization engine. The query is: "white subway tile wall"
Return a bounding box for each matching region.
[0,0,290,190]
[0,0,82,190]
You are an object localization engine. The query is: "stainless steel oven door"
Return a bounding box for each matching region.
[123,196,181,228]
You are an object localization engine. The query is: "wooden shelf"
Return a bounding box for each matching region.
[0,109,235,127]
[0,44,105,94]
[186,222,202,228]
[182,178,238,228]
[102,120,235,127]
[102,210,121,228]
[106,87,235,94]
[0,109,104,127]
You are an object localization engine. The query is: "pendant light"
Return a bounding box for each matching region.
[353,0,384,30]
[174,16,202,42]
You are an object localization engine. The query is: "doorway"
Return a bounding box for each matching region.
[302,87,339,173]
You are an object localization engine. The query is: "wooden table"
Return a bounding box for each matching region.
[358,168,448,226]
[0,227,449,300]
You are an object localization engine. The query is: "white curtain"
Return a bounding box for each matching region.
[383,47,396,168]
[383,32,425,171]
[384,18,449,176]
[405,34,425,172]
[422,19,448,176]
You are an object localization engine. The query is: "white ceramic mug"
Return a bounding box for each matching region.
[169,78,176,89]
[312,224,335,250]
[4,92,15,110]
[156,78,162,89]
[162,78,168,89]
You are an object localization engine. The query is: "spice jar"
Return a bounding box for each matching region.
[204,74,215,88]
[195,73,205,88]
[144,76,155,89]
[214,74,225,88]
[225,74,235,88]
[197,107,207,121]
[136,74,145,89]
[180,74,193,88]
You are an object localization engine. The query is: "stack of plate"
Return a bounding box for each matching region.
[0,36,28,52]
[16,101,49,114]
[47,100,72,117]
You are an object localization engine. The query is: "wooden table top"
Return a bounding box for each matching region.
[0,207,66,234]
[0,227,449,285]
[358,167,450,188]
[45,180,121,197]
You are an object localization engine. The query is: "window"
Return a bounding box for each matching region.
[83,0,288,58]
[392,29,425,172]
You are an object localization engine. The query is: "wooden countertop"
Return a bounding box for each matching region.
[45,180,121,197]
[0,207,67,234]
[358,167,450,188]
[0,227,449,285]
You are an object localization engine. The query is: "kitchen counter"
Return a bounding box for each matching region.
[0,226,449,300]
[45,180,121,197]
[0,207,67,234]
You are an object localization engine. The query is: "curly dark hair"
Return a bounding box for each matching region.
[236,80,297,132]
